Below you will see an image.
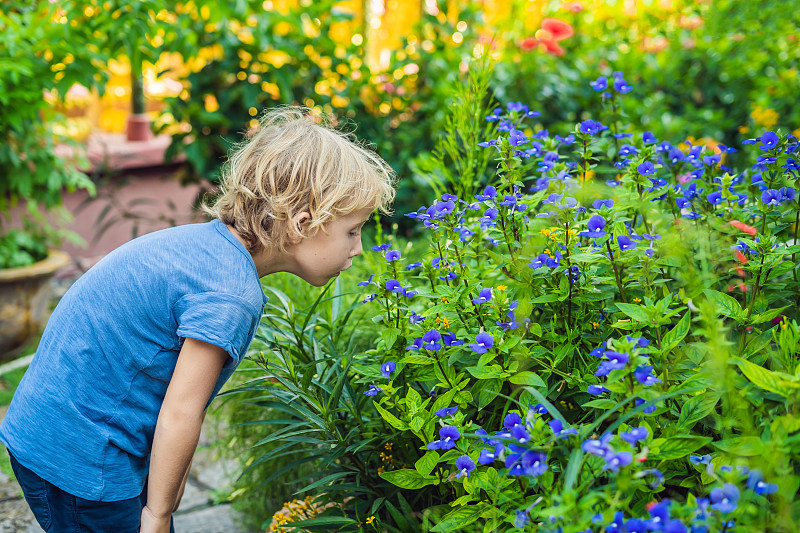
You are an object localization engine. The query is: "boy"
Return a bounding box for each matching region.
[0,107,395,533]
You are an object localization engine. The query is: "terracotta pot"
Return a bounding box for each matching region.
[0,250,71,363]
[126,113,153,142]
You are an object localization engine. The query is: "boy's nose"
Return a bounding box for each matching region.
[350,236,363,258]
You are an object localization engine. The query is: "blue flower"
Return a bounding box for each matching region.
[427,425,460,450]
[515,510,530,528]
[405,261,422,271]
[583,433,614,458]
[549,419,578,439]
[635,398,657,414]
[469,332,494,354]
[509,128,529,147]
[357,274,375,286]
[613,76,633,93]
[478,444,504,465]
[435,406,458,418]
[475,186,497,201]
[364,384,381,396]
[471,288,493,305]
[506,449,548,477]
[690,454,711,465]
[587,384,609,395]
[454,455,475,479]
[362,293,377,303]
[634,365,662,386]
[385,279,403,293]
[385,250,401,261]
[545,251,563,268]
[619,426,649,445]
[592,199,614,209]
[761,188,783,206]
[578,214,607,238]
[637,161,656,175]
[759,131,780,151]
[707,190,723,205]
[747,469,778,495]
[595,351,629,377]
[529,254,549,270]
[710,483,740,513]
[642,131,657,144]
[422,330,442,351]
[511,425,531,444]
[618,144,639,157]
[617,235,637,251]
[477,139,498,147]
[590,75,608,91]
[372,243,391,252]
[442,333,464,347]
[503,412,522,429]
[626,335,650,348]
[485,108,503,121]
[380,361,396,378]
[603,451,633,472]
[408,311,425,325]
[579,119,607,136]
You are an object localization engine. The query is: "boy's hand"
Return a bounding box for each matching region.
[140,505,171,533]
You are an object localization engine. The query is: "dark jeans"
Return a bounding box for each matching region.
[9,451,175,533]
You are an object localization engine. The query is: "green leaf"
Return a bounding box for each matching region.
[615,303,651,323]
[380,469,439,489]
[582,399,616,409]
[374,401,409,431]
[732,357,800,398]
[677,393,720,429]
[702,289,744,319]
[466,365,504,379]
[430,504,487,532]
[750,306,790,325]
[509,371,546,389]
[650,435,712,460]
[415,451,439,477]
[712,436,766,456]
[530,293,559,304]
[381,327,402,349]
[661,312,690,353]
[287,517,358,528]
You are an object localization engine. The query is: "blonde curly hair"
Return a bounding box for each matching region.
[204,107,395,252]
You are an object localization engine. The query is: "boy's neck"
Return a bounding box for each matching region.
[225,223,286,278]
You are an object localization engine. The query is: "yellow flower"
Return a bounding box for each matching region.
[441,317,450,329]
[633,298,642,303]
[496,285,507,291]
[592,321,599,330]
[366,516,376,524]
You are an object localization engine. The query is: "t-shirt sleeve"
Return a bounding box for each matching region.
[173,292,260,362]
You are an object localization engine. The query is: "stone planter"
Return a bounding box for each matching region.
[0,250,71,363]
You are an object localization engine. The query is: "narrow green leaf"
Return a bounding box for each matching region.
[373,401,409,431]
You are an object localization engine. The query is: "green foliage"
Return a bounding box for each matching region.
[0,3,96,266]
[229,59,800,531]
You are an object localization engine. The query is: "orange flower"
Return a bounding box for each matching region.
[730,220,757,236]
[734,251,748,265]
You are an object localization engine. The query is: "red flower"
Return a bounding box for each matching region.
[730,219,757,236]
[541,18,574,41]
[519,37,539,51]
[733,251,748,265]
[522,18,574,56]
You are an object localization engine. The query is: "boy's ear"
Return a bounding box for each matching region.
[288,211,312,244]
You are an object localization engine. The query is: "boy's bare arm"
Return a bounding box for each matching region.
[141,338,228,532]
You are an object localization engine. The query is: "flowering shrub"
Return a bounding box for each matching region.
[352,71,800,531]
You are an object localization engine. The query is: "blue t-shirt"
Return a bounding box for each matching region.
[0,219,266,501]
